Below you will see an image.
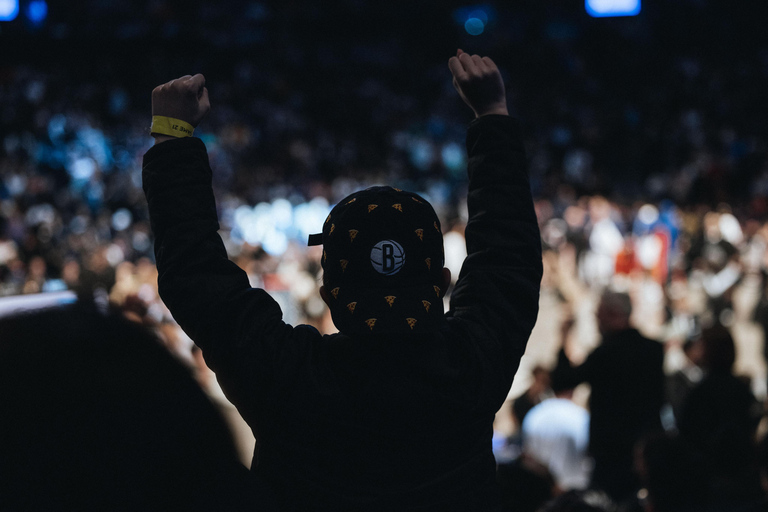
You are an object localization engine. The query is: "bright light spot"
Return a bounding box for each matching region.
[409,139,434,171]
[69,157,96,182]
[105,244,125,267]
[585,0,641,17]
[441,142,465,173]
[718,213,743,245]
[42,279,67,292]
[111,208,133,232]
[0,0,18,21]
[271,198,293,230]
[262,230,288,256]
[26,0,47,25]
[464,17,485,36]
[637,204,659,226]
[230,198,332,256]
[294,197,331,241]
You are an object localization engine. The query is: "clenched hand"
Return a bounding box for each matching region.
[448,50,508,118]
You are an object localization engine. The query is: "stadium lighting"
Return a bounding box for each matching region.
[0,0,19,21]
[26,0,47,25]
[453,5,495,36]
[464,18,485,36]
[585,0,641,17]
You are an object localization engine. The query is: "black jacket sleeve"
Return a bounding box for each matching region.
[447,115,542,388]
[142,137,293,390]
[552,347,598,390]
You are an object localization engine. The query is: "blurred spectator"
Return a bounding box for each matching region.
[664,336,704,429]
[633,433,708,512]
[494,365,553,464]
[753,270,768,392]
[521,359,592,492]
[677,324,765,512]
[688,211,743,326]
[580,197,624,289]
[552,290,664,504]
[496,456,555,512]
[0,304,267,511]
[512,365,553,428]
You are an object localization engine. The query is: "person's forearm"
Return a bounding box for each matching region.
[448,115,541,380]
[143,74,290,389]
[143,139,245,346]
[551,349,581,390]
[462,115,541,279]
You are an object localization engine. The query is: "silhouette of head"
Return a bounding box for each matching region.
[699,323,736,373]
[596,290,632,336]
[635,433,707,512]
[309,186,449,335]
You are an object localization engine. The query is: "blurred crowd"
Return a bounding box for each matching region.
[0,1,766,312]
[2,0,767,368]
[496,314,766,512]
[2,0,768,510]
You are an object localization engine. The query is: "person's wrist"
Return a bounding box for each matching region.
[149,115,195,138]
[475,105,509,118]
[153,135,178,145]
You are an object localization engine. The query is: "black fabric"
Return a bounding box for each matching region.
[678,371,764,509]
[316,185,447,335]
[142,115,542,511]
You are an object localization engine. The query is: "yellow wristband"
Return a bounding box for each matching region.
[150,116,195,138]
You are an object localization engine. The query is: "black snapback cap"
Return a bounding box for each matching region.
[309,186,446,335]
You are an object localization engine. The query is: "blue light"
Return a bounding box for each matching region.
[467,9,488,24]
[586,0,641,17]
[464,18,485,36]
[453,5,495,34]
[0,0,19,21]
[26,0,47,25]
[409,139,434,171]
[441,142,466,175]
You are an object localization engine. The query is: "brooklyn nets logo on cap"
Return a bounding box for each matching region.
[370,240,405,275]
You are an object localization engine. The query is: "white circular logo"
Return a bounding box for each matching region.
[370,240,405,275]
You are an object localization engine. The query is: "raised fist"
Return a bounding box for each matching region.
[448,50,508,118]
[151,74,210,128]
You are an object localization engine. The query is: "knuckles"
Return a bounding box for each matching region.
[152,80,193,100]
